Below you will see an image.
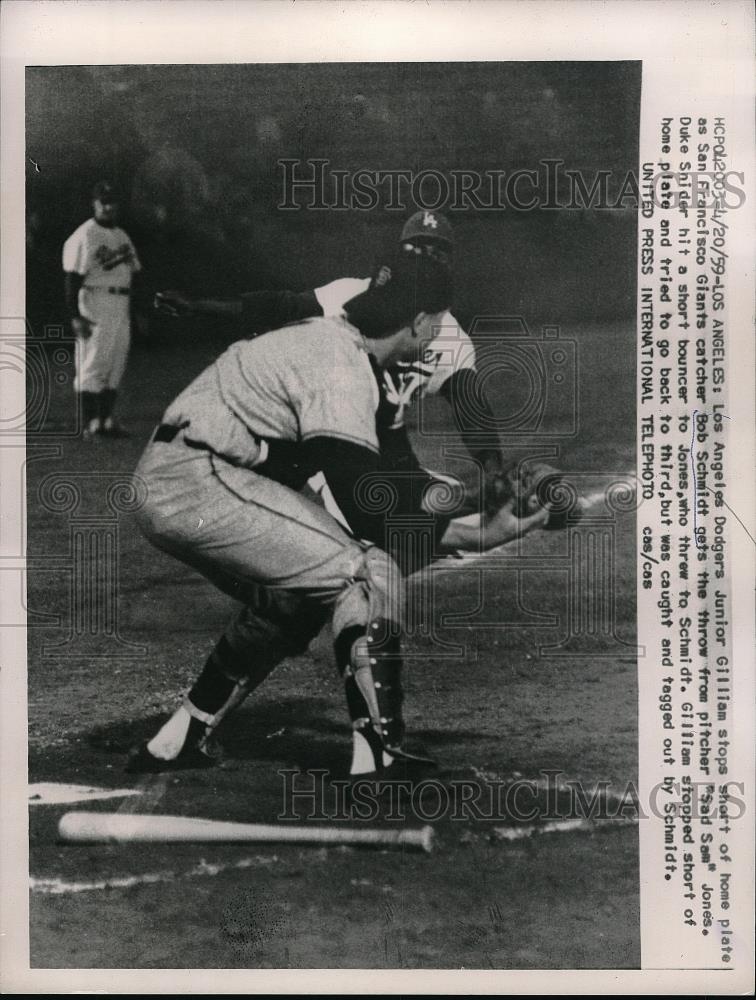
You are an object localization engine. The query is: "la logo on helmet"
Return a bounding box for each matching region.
[422,211,438,229]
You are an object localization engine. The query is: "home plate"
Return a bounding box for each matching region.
[28,783,143,806]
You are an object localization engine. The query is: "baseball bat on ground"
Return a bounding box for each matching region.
[58,812,434,853]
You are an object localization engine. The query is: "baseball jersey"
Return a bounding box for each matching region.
[314,276,476,429]
[62,218,141,287]
[162,316,380,469]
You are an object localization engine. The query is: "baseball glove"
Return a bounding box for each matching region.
[501,460,582,530]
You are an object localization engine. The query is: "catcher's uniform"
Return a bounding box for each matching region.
[133,311,452,775]
[135,317,432,762]
[314,276,476,431]
[62,218,140,392]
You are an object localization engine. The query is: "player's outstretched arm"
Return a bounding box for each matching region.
[305,438,546,559]
[154,287,323,336]
[153,290,241,319]
[239,289,322,333]
[438,499,549,553]
[302,436,448,549]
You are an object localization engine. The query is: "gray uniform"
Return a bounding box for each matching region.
[135,317,401,685]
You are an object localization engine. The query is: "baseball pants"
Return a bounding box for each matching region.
[75,287,131,392]
[135,438,401,682]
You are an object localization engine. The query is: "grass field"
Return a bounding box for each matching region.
[26,319,639,969]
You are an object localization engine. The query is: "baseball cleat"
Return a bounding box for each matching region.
[385,746,436,767]
[348,748,437,785]
[381,750,438,783]
[82,418,104,440]
[125,739,221,774]
[348,720,436,782]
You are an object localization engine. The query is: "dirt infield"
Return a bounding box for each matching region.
[26,321,638,968]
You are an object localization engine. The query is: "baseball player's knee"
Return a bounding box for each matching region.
[332,545,404,637]
[222,589,329,676]
[133,492,171,548]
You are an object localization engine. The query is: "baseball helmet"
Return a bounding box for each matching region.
[400,210,454,247]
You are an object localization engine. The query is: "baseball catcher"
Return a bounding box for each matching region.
[154,211,534,522]
[130,251,549,779]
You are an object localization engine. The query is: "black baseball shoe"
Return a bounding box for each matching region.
[347,747,437,788]
[125,742,220,773]
[125,720,222,774]
[381,747,437,781]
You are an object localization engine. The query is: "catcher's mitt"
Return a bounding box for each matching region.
[500,460,583,530]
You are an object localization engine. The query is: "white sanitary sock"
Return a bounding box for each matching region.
[349,730,393,774]
[147,705,193,760]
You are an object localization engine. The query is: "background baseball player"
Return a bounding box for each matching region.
[129,251,548,779]
[62,180,141,438]
[155,211,512,517]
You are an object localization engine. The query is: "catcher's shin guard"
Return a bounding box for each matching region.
[335,622,434,775]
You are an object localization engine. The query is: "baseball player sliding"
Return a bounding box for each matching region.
[63,180,141,438]
[155,211,511,516]
[130,249,548,779]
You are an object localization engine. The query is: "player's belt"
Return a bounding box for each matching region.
[83,285,131,295]
[153,423,188,443]
[152,422,274,463]
[151,424,307,490]
[152,422,224,455]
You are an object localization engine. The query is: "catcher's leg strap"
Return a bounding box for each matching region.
[143,700,216,763]
[142,680,251,765]
[185,681,251,748]
[144,640,257,764]
[335,622,404,751]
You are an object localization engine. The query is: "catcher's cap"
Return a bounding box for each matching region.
[343,251,452,339]
[400,210,453,247]
[92,180,119,204]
